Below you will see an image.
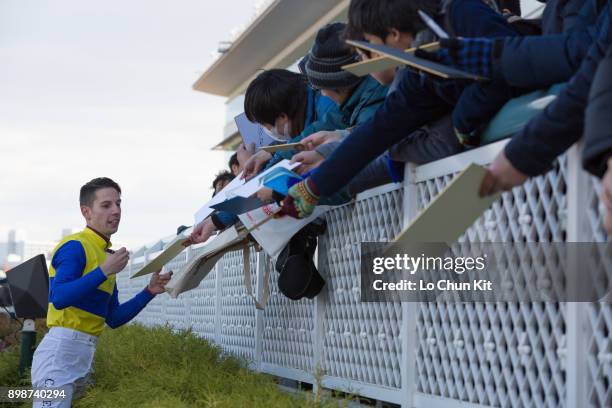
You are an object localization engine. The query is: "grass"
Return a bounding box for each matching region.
[0,323,349,408]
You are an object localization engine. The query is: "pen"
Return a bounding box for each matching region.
[418,10,449,39]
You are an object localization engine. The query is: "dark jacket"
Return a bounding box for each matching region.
[310,0,519,196]
[493,0,603,89]
[542,0,601,35]
[504,2,612,176]
[453,0,603,135]
[583,43,612,177]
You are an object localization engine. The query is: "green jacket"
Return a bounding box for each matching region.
[319,75,389,131]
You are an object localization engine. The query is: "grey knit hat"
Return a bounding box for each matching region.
[304,22,361,90]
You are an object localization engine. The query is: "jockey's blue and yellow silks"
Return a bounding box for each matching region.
[47,227,154,336]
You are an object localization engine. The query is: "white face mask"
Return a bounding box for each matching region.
[263,120,291,142]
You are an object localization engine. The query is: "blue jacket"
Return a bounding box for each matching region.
[310,0,519,197]
[504,2,612,176]
[542,0,601,35]
[493,0,603,89]
[452,0,603,135]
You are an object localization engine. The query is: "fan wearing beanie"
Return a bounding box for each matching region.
[282,22,394,217]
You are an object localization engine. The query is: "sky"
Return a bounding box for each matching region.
[0,0,260,249]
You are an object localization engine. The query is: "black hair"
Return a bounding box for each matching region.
[244,69,308,135]
[211,170,235,195]
[347,0,439,40]
[79,177,121,207]
[228,152,239,171]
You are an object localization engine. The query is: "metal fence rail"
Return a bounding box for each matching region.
[117,139,609,407]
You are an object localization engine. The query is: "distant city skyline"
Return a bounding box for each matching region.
[0,0,260,249]
[0,228,61,270]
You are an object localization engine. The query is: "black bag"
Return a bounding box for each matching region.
[275,219,327,300]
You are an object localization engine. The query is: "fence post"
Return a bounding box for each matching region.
[254,250,266,371]
[184,244,192,331]
[565,144,589,408]
[313,244,325,394]
[400,163,419,408]
[214,261,222,345]
[143,247,150,326]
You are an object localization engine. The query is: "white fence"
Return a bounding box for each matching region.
[116,139,609,407]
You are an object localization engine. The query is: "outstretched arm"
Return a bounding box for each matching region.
[104,271,171,328]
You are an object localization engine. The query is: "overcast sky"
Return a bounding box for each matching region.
[0,0,259,249]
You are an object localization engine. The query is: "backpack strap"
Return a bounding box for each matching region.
[242,244,270,310]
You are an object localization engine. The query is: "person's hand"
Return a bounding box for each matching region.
[100,248,129,276]
[479,150,528,197]
[279,178,320,219]
[601,159,612,234]
[300,130,342,150]
[236,142,256,170]
[147,270,173,295]
[190,218,216,244]
[415,37,495,78]
[242,150,272,180]
[256,187,275,202]
[291,150,325,174]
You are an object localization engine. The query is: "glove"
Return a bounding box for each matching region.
[454,127,481,148]
[280,178,320,219]
[415,38,499,79]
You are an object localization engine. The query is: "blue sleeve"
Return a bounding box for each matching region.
[49,240,108,310]
[452,80,522,134]
[311,71,449,196]
[452,0,603,134]
[446,0,521,134]
[541,0,600,36]
[494,8,604,88]
[210,211,239,229]
[505,7,612,176]
[310,0,518,197]
[447,0,519,38]
[105,286,154,328]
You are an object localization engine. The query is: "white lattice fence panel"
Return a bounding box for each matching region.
[582,175,612,408]
[318,187,404,388]
[125,256,166,328]
[116,262,131,303]
[415,159,568,408]
[162,250,190,331]
[261,254,315,372]
[186,244,218,342]
[217,247,258,363]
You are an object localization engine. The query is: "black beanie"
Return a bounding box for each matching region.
[304,22,361,90]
